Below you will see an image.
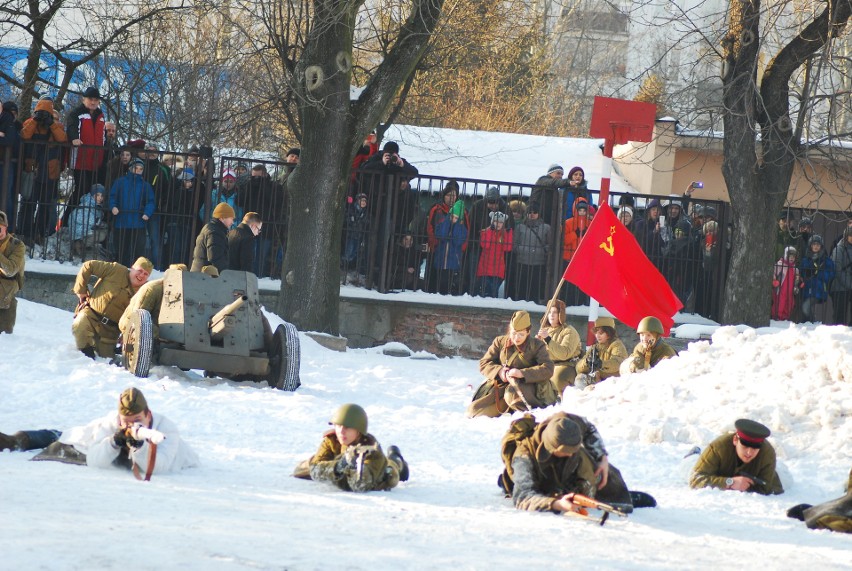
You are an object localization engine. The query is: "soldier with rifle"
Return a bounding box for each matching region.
[0,388,198,480]
[574,317,628,390]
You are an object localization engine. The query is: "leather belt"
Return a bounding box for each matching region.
[85,306,118,327]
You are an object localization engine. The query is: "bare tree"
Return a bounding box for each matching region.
[721,0,852,325]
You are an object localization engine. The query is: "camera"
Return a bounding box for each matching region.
[33,110,53,127]
[692,181,704,189]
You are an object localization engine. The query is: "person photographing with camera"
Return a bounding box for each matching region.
[19,96,68,245]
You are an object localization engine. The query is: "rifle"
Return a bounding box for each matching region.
[503,364,533,411]
[128,424,166,444]
[587,345,599,377]
[561,494,628,526]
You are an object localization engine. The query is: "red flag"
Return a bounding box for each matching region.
[562,203,683,335]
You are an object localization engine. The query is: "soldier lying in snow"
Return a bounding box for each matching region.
[293,403,409,492]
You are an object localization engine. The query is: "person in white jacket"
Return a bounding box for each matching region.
[0,387,198,478]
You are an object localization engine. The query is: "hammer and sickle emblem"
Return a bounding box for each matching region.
[599,226,616,256]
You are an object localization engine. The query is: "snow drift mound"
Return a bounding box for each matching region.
[562,325,852,466]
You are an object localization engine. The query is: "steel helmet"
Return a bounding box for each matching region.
[329,403,368,434]
[637,316,664,336]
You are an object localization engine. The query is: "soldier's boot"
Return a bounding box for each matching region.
[0,431,31,452]
[80,346,97,360]
[387,445,409,482]
[787,503,813,522]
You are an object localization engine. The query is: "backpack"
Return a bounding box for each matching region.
[498,414,538,495]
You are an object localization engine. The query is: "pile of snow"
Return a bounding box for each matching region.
[1,299,850,568]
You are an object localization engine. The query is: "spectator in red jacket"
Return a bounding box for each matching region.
[65,86,106,223]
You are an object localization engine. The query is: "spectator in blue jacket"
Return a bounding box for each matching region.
[432,199,468,295]
[110,158,155,267]
[800,234,836,323]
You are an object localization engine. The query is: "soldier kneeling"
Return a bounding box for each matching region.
[293,404,409,492]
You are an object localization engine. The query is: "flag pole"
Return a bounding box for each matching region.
[584,139,614,345]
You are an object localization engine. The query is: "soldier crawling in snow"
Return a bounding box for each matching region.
[500,412,649,514]
[293,404,409,492]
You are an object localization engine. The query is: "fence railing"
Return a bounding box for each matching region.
[1,142,849,325]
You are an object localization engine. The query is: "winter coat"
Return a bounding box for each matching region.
[307,430,398,492]
[562,200,592,262]
[800,252,835,302]
[509,413,598,511]
[433,215,468,271]
[620,339,677,375]
[391,242,423,290]
[191,220,230,273]
[109,172,155,229]
[830,238,852,292]
[530,174,570,225]
[542,323,582,365]
[227,222,255,272]
[70,190,105,241]
[0,111,21,160]
[576,338,628,382]
[469,198,513,242]
[141,158,173,213]
[238,175,279,219]
[426,201,470,251]
[771,257,801,321]
[0,233,25,310]
[476,227,512,278]
[689,432,784,495]
[633,199,664,263]
[479,334,555,399]
[800,467,852,533]
[513,218,551,266]
[73,261,140,324]
[344,202,370,234]
[563,180,589,221]
[59,411,199,474]
[65,103,105,171]
[21,100,68,181]
[119,278,165,338]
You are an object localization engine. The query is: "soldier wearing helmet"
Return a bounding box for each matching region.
[574,316,628,390]
[619,316,677,376]
[293,404,409,492]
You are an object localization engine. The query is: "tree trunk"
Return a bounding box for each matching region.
[276,0,445,334]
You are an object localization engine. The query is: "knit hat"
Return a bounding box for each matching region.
[542,417,582,455]
[118,388,148,416]
[382,141,400,155]
[526,201,541,214]
[617,206,634,219]
[287,147,300,157]
[128,158,144,170]
[449,199,465,219]
[783,246,797,258]
[82,86,101,99]
[798,217,813,228]
[200,265,219,277]
[2,101,18,113]
[489,211,508,225]
[221,169,237,180]
[808,234,824,248]
[132,257,154,273]
[127,139,146,149]
[510,310,531,330]
[90,184,106,196]
[567,166,584,179]
[0,210,7,227]
[547,164,564,175]
[212,202,236,219]
[486,186,500,202]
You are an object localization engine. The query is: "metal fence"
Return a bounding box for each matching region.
[1,142,849,325]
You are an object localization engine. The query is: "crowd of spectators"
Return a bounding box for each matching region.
[1,90,850,325]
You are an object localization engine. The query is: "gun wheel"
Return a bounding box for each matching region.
[122,309,154,378]
[267,322,301,391]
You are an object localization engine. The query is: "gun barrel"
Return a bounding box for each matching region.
[209,295,248,338]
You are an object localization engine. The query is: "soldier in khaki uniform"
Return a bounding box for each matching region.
[119,264,187,339]
[788,467,852,533]
[690,419,784,495]
[293,404,409,493]
[72,257,152,358]
[467,310,555,418]
[0,211,26,334]
[619,315,678,376]
[574,317,628,389]
[535,300,582,394]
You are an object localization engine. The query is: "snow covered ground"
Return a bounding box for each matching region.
[1,299,851,570]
